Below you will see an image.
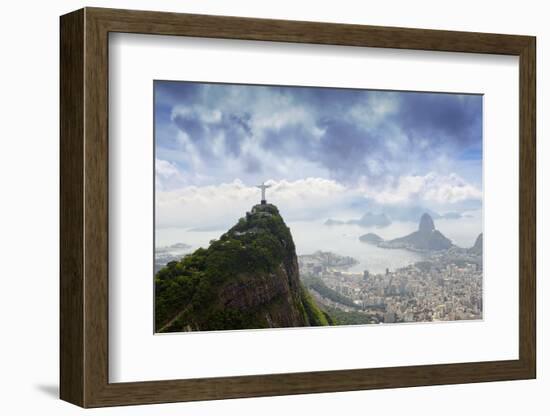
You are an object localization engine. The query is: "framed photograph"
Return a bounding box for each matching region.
[60,7,536,408]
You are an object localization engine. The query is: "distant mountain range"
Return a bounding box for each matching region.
[325,212,391,228]
[326,206,465,229]
[359,213,483,253]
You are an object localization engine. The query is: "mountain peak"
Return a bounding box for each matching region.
[419,213,435,233]
[250,202,280,216]
[470,233,483,254]
[155,202,330,332]
[229,203,293,247]
[379,212,452,251]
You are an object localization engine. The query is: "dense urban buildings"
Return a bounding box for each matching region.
[299,247,482,324]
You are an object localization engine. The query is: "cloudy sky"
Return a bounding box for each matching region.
[155,81,482,230]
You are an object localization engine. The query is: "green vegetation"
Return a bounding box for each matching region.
[302,275,359,309]
[299,284,330,326]
[323,306,377,326]
[155,203,330,332]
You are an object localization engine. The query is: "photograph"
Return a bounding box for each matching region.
[153,81,484,333]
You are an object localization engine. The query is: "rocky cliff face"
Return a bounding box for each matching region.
[470,233,483,255]
[155,203,329,332]
[418,213,436,233]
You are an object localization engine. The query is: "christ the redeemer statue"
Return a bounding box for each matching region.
[256,182,271,205]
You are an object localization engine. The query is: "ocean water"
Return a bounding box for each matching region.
[156,212,482,275]
[290,220,423,274]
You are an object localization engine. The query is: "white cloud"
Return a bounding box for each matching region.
[155,159,186,191]
[156,177,350,229]
[348,93,399,128]
[155,171,482,230]
[164,91,329,186]
[171,105,222,124]
[266,177,345,198]
[360,172,482,205]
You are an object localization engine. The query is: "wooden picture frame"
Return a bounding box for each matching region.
[60,7,536,408]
